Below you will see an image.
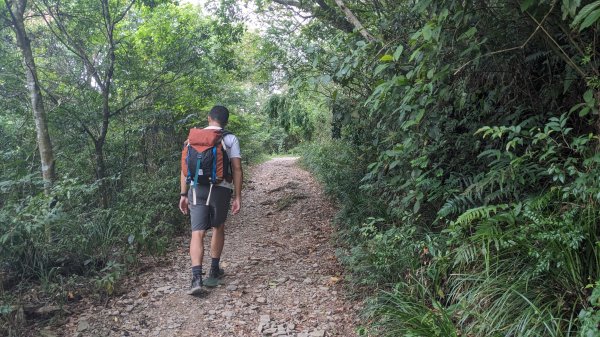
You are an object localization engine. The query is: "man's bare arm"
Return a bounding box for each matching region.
[230,157,243,214]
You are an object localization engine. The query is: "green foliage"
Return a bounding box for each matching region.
[342,221,421,287]
[95,261,124,296]
[579,281,600,337]
[0,168,182,280]
[267,0,600,334]
[227,112,271,164]
[367,281,459,337]
[0,3,272,329]
[262,93,319,151]
[298,140,371,207]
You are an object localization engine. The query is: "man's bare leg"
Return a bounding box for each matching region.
[188,230,206,294]
[211,224,225,259]
[207,224,225,281]
[190,230,206,266]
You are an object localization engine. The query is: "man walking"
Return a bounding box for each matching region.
[179,105,243,295]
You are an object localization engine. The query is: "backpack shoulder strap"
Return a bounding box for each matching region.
[219,129,233,150]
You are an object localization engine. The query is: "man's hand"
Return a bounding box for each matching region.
[231,196,241,215]
[179,196,189,215]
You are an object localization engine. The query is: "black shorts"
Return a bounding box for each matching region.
[188,185,232,231]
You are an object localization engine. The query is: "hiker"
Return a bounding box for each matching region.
[178,105,243,295]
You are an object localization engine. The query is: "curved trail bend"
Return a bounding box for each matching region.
[61,157,359,337]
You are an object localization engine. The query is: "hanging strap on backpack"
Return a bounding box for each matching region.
[185,142,191,178]
[205,184,213,206]
[205,146,218,206]
[212,147,217,184]
[192,154,202,206]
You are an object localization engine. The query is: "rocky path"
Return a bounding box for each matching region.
[57,157,359,337]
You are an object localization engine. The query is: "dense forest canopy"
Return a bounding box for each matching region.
[1,0,600,336]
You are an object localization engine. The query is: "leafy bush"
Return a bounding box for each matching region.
[579,281,600,337]
[0,163,183,282]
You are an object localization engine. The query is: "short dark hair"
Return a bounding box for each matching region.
[209,105,230,126]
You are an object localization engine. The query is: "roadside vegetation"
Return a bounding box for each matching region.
[256,0,600,336]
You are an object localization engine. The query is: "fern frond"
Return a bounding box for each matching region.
[438,194,475,219]
[454,204,510,227]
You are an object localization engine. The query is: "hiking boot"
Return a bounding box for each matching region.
[204,268,224,287]
[187,276,203,295]
[209,267,225,279]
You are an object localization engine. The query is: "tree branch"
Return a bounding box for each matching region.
[35,0,106,92]
[110,70,193,118]
[271,0,301,7]
[332,0,376,42]
[454,3,553,76]
[271,0,355,34]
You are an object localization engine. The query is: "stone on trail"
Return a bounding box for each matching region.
[256,296,267,303]
[156,286,171,293]
[39,328,59,337]
[77,319,90,332]
[263,327,277,334]
[310,330,326,337]
[35,305,61,316]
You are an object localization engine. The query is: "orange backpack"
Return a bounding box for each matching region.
[181,128,232,192]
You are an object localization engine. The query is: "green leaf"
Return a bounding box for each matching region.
[579,8,600,31]
[374,64,389,76]
[393,45,404,61]
[520,0,537,12]
[427,69,434,79]
[562,0,575,19]
[320,74,331,84]
[413,0,432,14]
[563,0,582,19]
[584,89,594,103]
[579,107,591,117]
[413,199,421,213]
[439,8,449,20]
[380,54,394,62]
[570,102,586,113]
[422,24,433,41]
[572,1,600,28]
[459,27,477,41]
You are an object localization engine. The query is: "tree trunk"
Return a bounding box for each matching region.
[94,140,109,209]
[6,0,56,194]
[596,90,600,153]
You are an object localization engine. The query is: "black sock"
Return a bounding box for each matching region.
[192,265,202,278]
[211,257,220,270]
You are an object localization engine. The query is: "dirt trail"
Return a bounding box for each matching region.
[55,157,360,337]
